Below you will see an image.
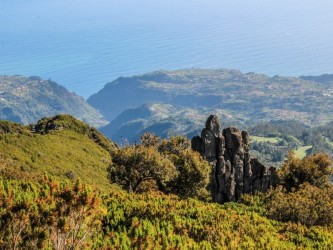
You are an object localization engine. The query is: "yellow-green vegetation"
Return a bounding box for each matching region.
[1,175,333,249]
[294,145,312,158]
[103,190,333,249]
[0,177,105,249]
[250,136,282,143]
[265,183,333,227]
[33,114,117,153]
[0,115,115,191]
[1,117,333,249]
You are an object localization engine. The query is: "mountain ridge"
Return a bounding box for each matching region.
[92,69,333,146]
[0,75,108,127]
[89,69,333,128]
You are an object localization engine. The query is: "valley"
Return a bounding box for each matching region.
[2,69,333,166]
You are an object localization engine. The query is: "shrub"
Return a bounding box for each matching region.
[278,151,333,191]
[0,176,105,249]
[265,183,333,226]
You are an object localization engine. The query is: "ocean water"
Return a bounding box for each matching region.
[1,0,333,98]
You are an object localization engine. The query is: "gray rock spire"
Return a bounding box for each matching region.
[192,115,278,203]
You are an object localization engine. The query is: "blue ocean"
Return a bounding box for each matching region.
[1,0,333,98]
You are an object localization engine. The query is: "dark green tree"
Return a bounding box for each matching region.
[108,145,176,193]
[166,149,211,200]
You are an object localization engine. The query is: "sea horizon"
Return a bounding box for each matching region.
[1,0,333,98]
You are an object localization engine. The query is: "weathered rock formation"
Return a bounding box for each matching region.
[191,115,278,203]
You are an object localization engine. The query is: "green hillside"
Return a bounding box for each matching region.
[0,115,116,191]
[1,115,333,249]
[88,69,333,125]
[0,75,108,127]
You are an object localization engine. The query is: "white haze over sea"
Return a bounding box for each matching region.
[1,0,333,98]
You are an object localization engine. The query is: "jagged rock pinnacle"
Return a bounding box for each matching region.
[192,114,278,203]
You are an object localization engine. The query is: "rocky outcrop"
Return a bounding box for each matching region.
[191,115,278,203]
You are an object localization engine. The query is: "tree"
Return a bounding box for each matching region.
[158,135,190,155]
[159,136,211,200]
[278,151,333,191]
[166,149,211,200]
[109,135,211,200]
[108,145,177,193]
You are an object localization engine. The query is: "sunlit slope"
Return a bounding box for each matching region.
[0,115,116,191]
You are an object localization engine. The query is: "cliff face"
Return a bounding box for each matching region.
[192,115,279,203]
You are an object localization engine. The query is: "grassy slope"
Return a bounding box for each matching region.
[0,117,114,191]
[251,136,313,159]
[294,146,313,159]
[251,136,282,143]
